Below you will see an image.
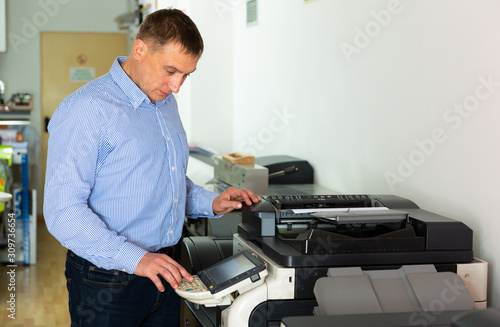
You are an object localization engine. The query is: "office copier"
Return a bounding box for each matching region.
[179,194,488,327]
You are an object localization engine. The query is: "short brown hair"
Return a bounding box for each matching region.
[136,9,204,57]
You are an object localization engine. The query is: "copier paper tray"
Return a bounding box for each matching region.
[291,226,425,255]
[310,208,408,224]
[313,265,476,316]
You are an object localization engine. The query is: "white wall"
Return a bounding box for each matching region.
[0,0,6,52]
[190,0,500,306]
[189,0,234,154]
[0,0,129,214]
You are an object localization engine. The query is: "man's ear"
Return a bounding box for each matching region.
[132,39,148,60]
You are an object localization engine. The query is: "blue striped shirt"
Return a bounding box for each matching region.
[43,57,218,274]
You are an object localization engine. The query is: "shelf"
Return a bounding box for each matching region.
[0,112,31,126]
[0,110,31,114]
[0,93,34,114]
[0,120,31,126]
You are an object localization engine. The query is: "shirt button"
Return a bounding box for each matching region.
[172,166,175,171]
[169,230,173,234]
[174,198,178,203]
[167,137,170,141]
[204,211,208,215]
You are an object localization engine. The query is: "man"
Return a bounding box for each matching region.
[43,9,260,327]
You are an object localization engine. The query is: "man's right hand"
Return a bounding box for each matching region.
[134,252,193,292]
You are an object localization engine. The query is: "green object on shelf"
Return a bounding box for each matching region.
[0,145,12,211]
[0,145,13,166]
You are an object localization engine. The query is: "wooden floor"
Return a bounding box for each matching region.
[0,216,71,326]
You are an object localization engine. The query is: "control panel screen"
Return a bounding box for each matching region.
[206,253,257,284]
[198,250,266,294]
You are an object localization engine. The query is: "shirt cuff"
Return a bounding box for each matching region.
[114,242,148,274]
[199,191,222,218]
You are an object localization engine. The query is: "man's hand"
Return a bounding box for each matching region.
[134,252,193,292]
[212,187,261,215]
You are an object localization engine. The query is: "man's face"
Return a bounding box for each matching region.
[134,41,199,103]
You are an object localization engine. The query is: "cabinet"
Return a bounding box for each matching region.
[0,0,5,52]
[0,151,36,265]
[0,121,37,265]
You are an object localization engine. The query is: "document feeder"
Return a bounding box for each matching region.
[240,194,473,267]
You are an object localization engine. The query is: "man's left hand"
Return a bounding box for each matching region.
[212,187,261,215]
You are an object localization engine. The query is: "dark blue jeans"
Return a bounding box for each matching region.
[65,250,180,327]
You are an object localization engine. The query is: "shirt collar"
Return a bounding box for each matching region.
[109,57,171,110]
